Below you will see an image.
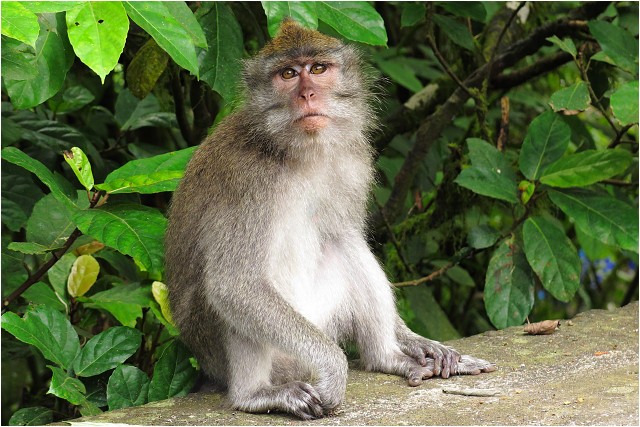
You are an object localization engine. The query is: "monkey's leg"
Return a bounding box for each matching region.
[225,333,324,420]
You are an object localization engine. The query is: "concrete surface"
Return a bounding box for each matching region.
[67,302,639,426]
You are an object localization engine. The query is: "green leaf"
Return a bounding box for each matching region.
[519,111,571,180]
[26,193,76,252]
[3,14,72,109]
[148,340,197,402]
[540,149,633,188]
[262,1,318,36]
[123,1,199,77]
[100,146,196,192]
[549,81,590,112]
[588,21,638,74]
[48,253,76,299]
[467,224,500,249]
[66,1,129,83]
[400,3,426,27]
[21,2,84,13]
[1,1,39,48]
[49,86,96,114]
[125,38,169,99]
[73,204,167,275]
[152,281,174,325]
[1,36,38,81]
[377,59,424,93]
[1,162,44,232]
[114,89,176,131]
[8,406,53,426]
[164,1,207,48]
[197,2,243,102]
[78,400,102,417]
[8,242,59,254]
[549,189,638,253]
[610,81,639,125]
[523,216,581,302]
[80,283,152,327]
[72,326,142,377]
[1,305,79,369]
[437,1,486,22]
[518,180,535,204]
[316,1,387,46]
[454,138,519,203]
[546,35,577,58]
[433,14,475,51]
[96,171,184,195]
[22,281,67,312]
[1,147,77,212]
[63,147,95,191]
[107,365,150,410]
[484,239,535,329]
[47,365,86,405]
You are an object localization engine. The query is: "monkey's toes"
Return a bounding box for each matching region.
[407,365,435,386]
[454,355,496,375]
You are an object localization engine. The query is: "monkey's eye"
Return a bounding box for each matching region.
[310,64,327,74]
[281,68,297,79]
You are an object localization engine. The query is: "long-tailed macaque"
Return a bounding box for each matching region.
[165,19,495,420]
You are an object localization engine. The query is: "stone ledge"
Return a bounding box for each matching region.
[68,302,639,426]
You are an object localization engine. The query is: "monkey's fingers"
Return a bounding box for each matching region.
[284,382,324,420]
[452,355,496,376]
[418,340,461,379]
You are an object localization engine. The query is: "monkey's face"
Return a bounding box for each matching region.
[272,60,338,134]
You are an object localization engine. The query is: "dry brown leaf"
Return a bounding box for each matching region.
[524,319,560,335]
[594,351,610,356]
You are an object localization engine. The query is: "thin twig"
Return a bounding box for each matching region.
[1,191,104,313]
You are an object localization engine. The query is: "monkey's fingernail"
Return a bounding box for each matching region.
[408,377,422,386]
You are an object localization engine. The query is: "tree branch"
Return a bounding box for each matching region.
[377,2,609,226]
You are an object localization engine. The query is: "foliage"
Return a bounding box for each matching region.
[1,1,638,424]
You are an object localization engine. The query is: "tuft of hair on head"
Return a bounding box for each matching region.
[259,18,343,58]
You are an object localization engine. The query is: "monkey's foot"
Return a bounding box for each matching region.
[232,381,324,420]
[453,354,496,375]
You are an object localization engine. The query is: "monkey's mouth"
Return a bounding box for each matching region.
[296,113,330,132]
[296,113,328,121]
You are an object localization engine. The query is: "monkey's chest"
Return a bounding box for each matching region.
[267,202,351,330]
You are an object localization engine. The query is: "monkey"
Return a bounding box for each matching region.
[165,19,495,420]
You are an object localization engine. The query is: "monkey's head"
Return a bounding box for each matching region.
[242,19,375,152]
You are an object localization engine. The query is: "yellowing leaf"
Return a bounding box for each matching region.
[67,255,100,298]
[152,281,174,326]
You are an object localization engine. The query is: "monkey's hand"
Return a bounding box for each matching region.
[398,333,495,383]
[397,333,461,379]
[314,347,349,415]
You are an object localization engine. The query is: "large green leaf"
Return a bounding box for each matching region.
[73,204,167,275]
[8,406,53,426]
[196,2,243,102]
[164,1,207,48]
[3,14,72,109]
[467,224,500,249]
[540,149,633,188]
[148,340,197,402]
[437,1,486,22]
[22,281,67,312]
[484,239,535,329]
[123,1,199,77]
[610,81,639,126]
[21,2,84,13]
[63,147,95,192]
[316,1,387,46]
[72,327,142,377]
[519,111,571,180]
[1,1,39,48]
[47,365,86,405]
[26,193,76,251]
[523,217,581,302]
[377,58,424,93]
[1,305,79,369]
[80,283,153,327]
[1,162,45,232]
[107,365,150,410]
[454,138,519,203]
[1,36,38,81]
[1,147,77,212]
[432,14,475,51]
[262,1,318,36]
[588,21,638,74]
[98,146,196,194]
[549,189,638,253]
[66,1,129,83]
[549,81,590,112]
